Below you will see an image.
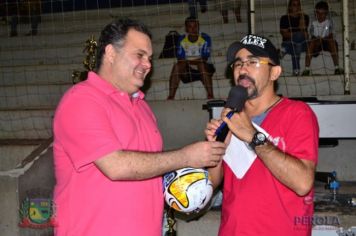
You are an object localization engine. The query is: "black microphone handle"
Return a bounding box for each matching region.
[215,111,234,142]
[214,86,248,142]
[216,125,230,142]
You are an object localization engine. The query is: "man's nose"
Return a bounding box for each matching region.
[142,58,152,70]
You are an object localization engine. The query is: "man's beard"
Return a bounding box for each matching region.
[237,74,258,99]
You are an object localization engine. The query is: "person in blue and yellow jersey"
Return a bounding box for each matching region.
[168,16,215,100]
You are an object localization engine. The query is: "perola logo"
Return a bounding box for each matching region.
[294,215,340,226]
[240,35,267,49]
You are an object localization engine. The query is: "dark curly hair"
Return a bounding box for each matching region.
[95,18,152,70]
[315,1,329,12]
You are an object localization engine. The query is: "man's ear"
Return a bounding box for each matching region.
[270,65,282,81]
[104,44,116,64]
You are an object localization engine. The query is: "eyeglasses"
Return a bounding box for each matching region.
[230,57,275,70]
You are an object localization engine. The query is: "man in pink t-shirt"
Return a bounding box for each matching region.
[205,34,319,236]
[53,18,226,236]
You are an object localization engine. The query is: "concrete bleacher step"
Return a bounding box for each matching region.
[0,46,84,67]
[0,83,70,109]
[5,47,356,79]
[3,22,343,55]
[0,11,349,45]
[1,74,352,141]
[1,43,355,84]
[22,0,346,27]
[0,52,355,112]
[0,109,53,140]
[0,0,353,73]
[0,19,253,53]
[0,27,241,66]
[0,32,351,71]
[0,20,248,67]
[147,74,356,100]
[0,0,354,110]
[0,31,94,49]
[0,54,352,99]
[0,70,353,110]
[0,144,41,171]
[0,0,351,46]
[0,4,245,38]
[0,64,77,86]
[279,51,355,75]
[146,77,232,101]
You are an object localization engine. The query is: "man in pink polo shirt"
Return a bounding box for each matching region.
[53,18,226,236]
[205,34,319,236]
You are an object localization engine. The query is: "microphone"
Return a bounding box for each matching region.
[215,85,248,142]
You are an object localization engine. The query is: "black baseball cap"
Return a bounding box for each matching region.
[227,34,280,66]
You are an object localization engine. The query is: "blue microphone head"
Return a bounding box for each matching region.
[225,86,248,112]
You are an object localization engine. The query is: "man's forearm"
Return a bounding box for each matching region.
[255,142,316,196]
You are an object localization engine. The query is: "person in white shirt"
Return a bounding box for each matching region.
[302,1,342,75]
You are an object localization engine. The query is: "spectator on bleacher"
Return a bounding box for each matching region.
[0,0,7,24]
[9,0,41,37]
[4,0,18,36]
[302,1,343,75]
[52,18,225,236]
[188,0,207,18]
[279,0,309,76]
[205,34,319,236]
[216,0,242,23]
[167,16,215,100]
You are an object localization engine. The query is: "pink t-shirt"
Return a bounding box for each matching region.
[53,72,163,236]
[219,98,319,236]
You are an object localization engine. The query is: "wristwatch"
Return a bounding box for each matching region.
[249,131,267,150]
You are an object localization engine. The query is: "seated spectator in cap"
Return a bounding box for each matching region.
[279,0,309,76]
[167,17,215,100]
[302,1,343,75]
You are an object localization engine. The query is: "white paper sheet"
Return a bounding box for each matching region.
[223,123,269,179]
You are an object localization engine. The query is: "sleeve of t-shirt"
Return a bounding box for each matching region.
[305,15,310,28]
[54,90,122,172]
[280,15,288,29]
[176,35,186,60]
[309,21,315,37]
[283,102,319,164]
[329,19,335,36]
[200,33,211,59]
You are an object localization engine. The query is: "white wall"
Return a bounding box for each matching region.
[149,99,356,181]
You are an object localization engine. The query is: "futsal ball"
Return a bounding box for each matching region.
[163,167,213,213]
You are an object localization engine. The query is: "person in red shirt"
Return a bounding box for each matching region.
[205,34,319,236]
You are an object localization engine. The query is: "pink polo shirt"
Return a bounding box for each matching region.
[53,72,163,236]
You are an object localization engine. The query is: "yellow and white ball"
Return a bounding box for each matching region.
[163,168,213,213]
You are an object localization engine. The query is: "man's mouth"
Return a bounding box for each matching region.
[135,69,147,79]
[238,75,255,87]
